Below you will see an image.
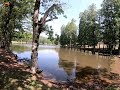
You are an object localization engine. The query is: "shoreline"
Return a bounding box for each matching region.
[0,48,120,89]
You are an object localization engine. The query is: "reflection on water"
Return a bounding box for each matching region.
[12,44,114,81]
[12,45,31,53]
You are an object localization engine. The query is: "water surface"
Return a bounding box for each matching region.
[12,44,113,81]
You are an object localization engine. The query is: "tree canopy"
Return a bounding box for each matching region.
[60,19,77,47]
[0,0,34,49]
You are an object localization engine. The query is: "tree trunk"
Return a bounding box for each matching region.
[118,28,120,55]
[99,43,100,49]
[0,31,11,50]
[31,0,58,73]
[118,39,120,55]
[1,26,13,50]
[70,39,71,48]
[31,25,40,74]
[0,2,13,50]
[118,34,120,55]
[92,45,95,54]
[31,0,41,74]
[83,44,85,52]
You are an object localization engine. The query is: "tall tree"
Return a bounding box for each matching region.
[78,10,88,47]
[0,0,34,50]
[54,34,60,45]
[78,4,99,54]
[31,0,64,73]
[46,25,54,43]
[60,19,77,47]
[101,0,119,53]
[60,25,68,46]
[0,1,14,50]
[87,4,97,54]
[113,0,120,54]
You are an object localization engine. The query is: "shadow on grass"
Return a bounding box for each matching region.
[0,49,60,90]
[72,66,120,90]
[0,69,31,89]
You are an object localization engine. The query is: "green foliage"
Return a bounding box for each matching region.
[45,25,54,42]
[78,1,120,51]
[0,0,34,49]
[44,25,60,45]
[101,0,120,48]
[78,4,100,47]
[98,0,120,52]
[39,36,53,45]
[0,0,34,30]
[54,34,60,45]
[13,31,32,42]
[60,19,77,46]
[40,0,65,19]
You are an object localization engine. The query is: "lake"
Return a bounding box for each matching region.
[12,44,114,81]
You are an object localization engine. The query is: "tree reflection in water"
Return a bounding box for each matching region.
[58,59,76,81]
[58,58,120,89]
[12,45,120,89]
[11,45,30,53]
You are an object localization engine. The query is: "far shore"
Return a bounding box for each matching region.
[12,41,32,44]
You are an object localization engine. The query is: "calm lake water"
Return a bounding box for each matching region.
[12,44,113,81]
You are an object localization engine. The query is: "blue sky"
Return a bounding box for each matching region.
[41,0,103,37]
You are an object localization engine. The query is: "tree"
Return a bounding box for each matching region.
[60,19,77,47]
[0,1,14,50]
[31,0,64,73]
[39,36,52,45]
[60,25,68,46]
[101,0,119,53]
[13,30,32,43]
[113,0,120,54]
[78,4,99,54]
[78,10,88,47]
[0,0,34,50]
[54,34,60,45]
[78,1,120,55]
[87,4,98,54]
[66,19,77,47]
[46,25,54,43]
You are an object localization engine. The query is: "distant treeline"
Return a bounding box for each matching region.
[13,30,60,45]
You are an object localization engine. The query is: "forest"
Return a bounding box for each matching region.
[0,0,120,90]
[60,1,120,55]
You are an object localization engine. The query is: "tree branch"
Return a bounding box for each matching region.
[45,17,58,23]
[41,4,57,25]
